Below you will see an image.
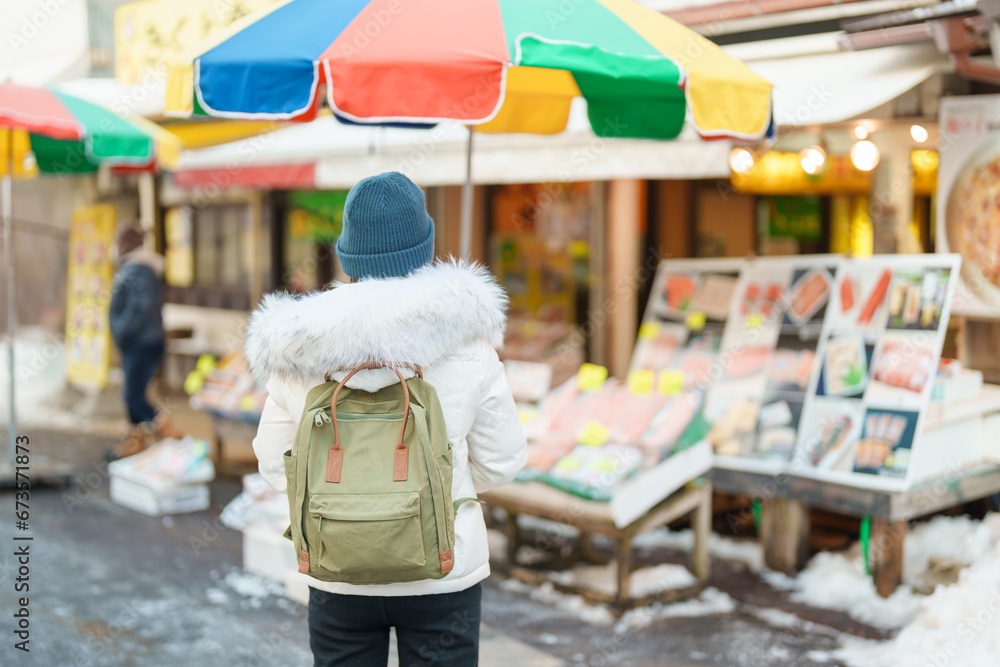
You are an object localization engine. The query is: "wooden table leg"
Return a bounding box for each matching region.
[761,498,810,574]
[578,532,602,564]
[692,487,711,581]
[505,512,520,566]
[616,534,632,606]
[870,519,906,599]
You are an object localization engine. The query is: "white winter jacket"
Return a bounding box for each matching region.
[244,261,527,596]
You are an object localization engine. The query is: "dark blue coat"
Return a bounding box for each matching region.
[109,254,165,350]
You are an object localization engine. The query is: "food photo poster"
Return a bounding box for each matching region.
[938,95,1000,316]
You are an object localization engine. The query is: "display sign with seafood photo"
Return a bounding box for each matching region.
[705,256,838,473]
[791,254,961,490]
[630,258,744,391]
[938,95,1000,315]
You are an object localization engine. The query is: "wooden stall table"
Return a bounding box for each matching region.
[709,384,1000,597]
[481,481,712,608]
[709,464,1000,598]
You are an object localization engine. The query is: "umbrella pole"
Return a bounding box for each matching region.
[459,126,474,259]
[3,127,15,463]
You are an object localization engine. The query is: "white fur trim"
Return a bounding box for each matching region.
[244,260,507,383]
[121,248,165,277]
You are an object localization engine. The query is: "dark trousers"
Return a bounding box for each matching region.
[120,340,163,425]
[308,584,481,667]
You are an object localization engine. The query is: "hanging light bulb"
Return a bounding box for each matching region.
[729,147,755,174]
[854,125,869,140]
[850,140,880,171]
[799,146,826,175]
[910,124,929,143]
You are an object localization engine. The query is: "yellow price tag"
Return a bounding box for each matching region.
[685,311,706,331]
[577,421,610,447]
[239,394,257,412]
[745,313,764,329]
[577,363,608,392]
[638,321,660,341]
[554,455,584,472]
[627,369,655,396]
[658,369,685,396]
[196,354,216,375]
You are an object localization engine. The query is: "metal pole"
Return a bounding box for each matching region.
[4,127,16,462]
[459,126,474,259]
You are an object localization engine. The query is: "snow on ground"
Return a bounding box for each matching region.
[499,579,616,626]
[549,561,697,597]
[786,513,1000,631]
[835,542,1000,667]
[220,569,286,609]
[508,517,766,573]
[902,513,1000,586]
[498,575,740,639]
[791,551,923,629]
[1,330,123,432]
[0,331,67,422]
[745,606,840,638]
[495,500,1000,664]
[614,588,737,634]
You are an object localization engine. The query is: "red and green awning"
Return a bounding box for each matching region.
[0,81,179,175]
[165,0,773,141]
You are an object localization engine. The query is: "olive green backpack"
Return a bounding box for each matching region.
[284,365,470,584]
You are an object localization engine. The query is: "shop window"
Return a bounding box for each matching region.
[756,196,827,256]
[162,204,252,310]
[490,183,596,384]
[282,190,347,291]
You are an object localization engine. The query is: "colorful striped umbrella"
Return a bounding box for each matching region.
[164,0,773,255]
[1,80,180,465]
[0,80,179,175]
[166,0,772,140]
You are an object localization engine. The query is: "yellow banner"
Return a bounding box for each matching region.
[114,0,282,86]
[0,129,39,179]
[65,205,117,389]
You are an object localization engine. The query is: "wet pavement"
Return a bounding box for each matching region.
[0,426,868,666]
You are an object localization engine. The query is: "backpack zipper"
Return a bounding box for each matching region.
[337,412,404,422]
[313,408,404,426]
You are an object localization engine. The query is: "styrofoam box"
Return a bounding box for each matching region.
[109,476,209,516]
[243,523,298,581]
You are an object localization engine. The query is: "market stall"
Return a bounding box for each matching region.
[187,353,266,473]
[659,253,1000,595]
[491,252,1000,602]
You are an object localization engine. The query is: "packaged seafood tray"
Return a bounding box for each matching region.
[109,438,215,516]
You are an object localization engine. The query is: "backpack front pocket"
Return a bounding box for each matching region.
[308,491,426,582]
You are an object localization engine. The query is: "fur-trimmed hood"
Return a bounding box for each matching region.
[244,260,507,383]
[117,248,165,276]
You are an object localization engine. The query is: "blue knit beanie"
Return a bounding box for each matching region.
[336,172,435,280]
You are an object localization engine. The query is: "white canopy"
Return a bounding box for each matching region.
[726,35,949,126]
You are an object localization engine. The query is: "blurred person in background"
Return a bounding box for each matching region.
[107,222,182,459]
